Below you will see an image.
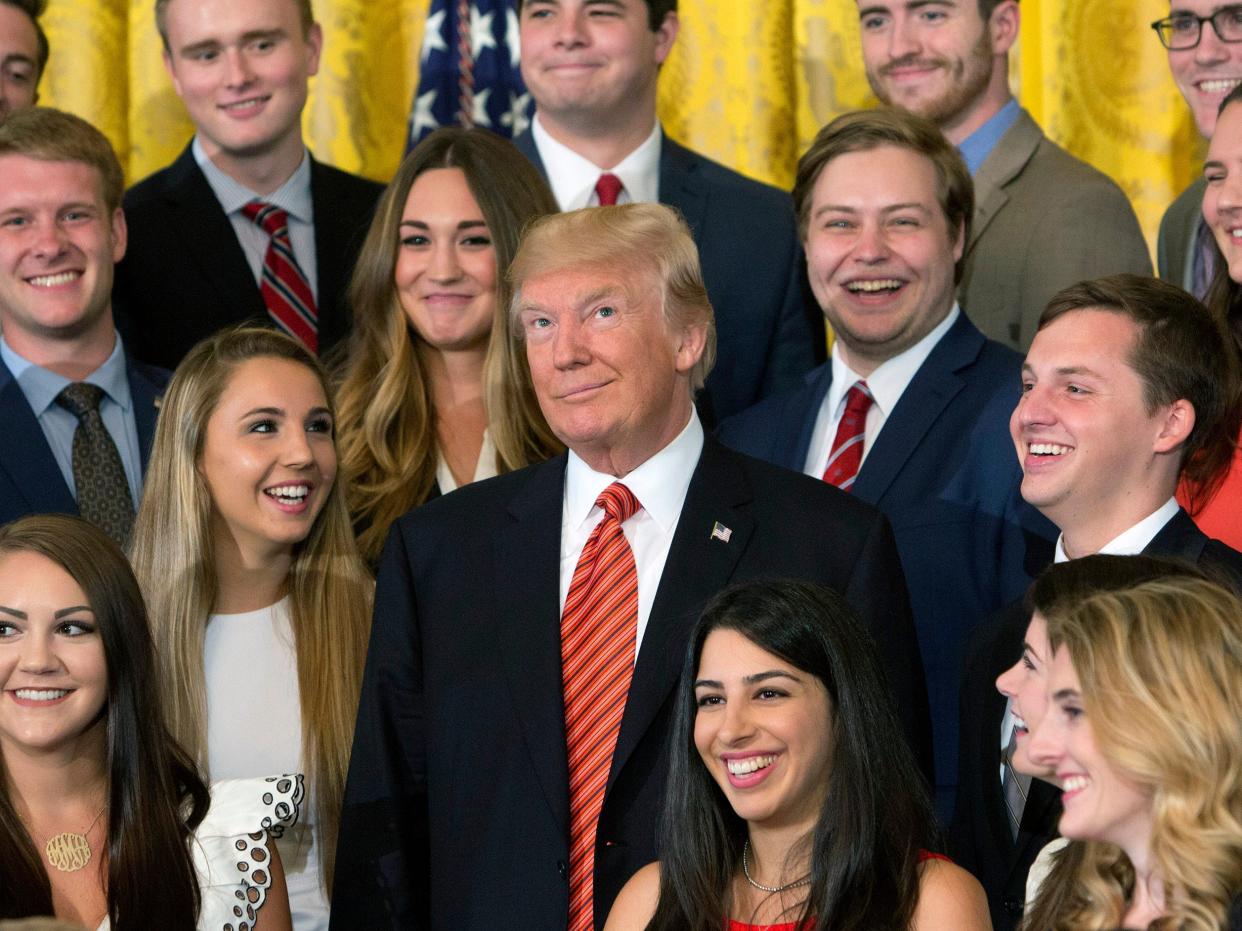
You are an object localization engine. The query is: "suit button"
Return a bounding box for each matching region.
[557,860,567,879]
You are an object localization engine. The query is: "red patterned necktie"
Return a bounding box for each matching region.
[562,481,641,931]
[241,201,319,352]
[595,173,624,206]
[822,380,873,491]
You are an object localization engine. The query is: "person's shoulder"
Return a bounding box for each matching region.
[603,862,661,931]
[123,146,196,209]
[310,156,386,199]
[1023,128,1132,203]
[913,856,991,931]
[722,444,883,526]
[664,136,793,208]
[394,457,565,535]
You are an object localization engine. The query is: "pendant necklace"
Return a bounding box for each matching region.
[44,805,106,873]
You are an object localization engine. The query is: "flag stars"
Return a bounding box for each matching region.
[470,7,497,59]
[421,8,448,63]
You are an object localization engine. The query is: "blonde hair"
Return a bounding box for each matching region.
[1039,576,1242,931]
[129,327,373,891]
[508,202,718,391]
[335,127,562,562]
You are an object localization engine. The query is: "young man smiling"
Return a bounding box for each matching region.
[856,0,1150,350]
[113,0,382,369]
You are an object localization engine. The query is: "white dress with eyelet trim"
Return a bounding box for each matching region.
[95,774,303,931]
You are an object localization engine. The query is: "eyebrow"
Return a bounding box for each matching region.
[0,605,92,619]
[1,53,35,70]
[1052,688,1081,701]
[693,670,804,689]
[238,406,332,418]
[858,0,952,15]
[1020,363,1105,379]
[812,202,933,218]
[178,29,286,57]
[399,219,488,231]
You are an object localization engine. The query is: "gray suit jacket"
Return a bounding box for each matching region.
[959,109,1152,350]
[1157,176,1207,295]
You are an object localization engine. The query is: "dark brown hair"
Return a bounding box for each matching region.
[517,0,675,31]
[0,0,47,83]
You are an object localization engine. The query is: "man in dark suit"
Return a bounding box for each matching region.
[1153,0,1242,297]
[0,0,45,123]
[857,0,1150,351]
[331,204,930,930]
[112,0,382,369]
[0,107,166,538]
[511,0,819,424]
[718,107,1054,819]
[952,274,1242,931]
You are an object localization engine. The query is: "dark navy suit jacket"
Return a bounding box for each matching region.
[113,143,383,369]
[0,351,167,524]
[952,509,1242,931]
[718,312,1056,813]
[513,129,821,424]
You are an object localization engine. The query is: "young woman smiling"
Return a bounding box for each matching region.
[604,579,989,931]
[129,327,372,930]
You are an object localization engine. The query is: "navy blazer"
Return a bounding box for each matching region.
[718,312,1056,814]
[0,351,167,525]
[951,509,1242,931]
[331,437,930,930]
[513,129,821,424]
[113,143,383,369]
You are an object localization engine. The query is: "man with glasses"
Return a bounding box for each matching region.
[1154,1,1242,297]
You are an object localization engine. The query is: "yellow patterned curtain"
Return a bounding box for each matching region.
[44,0,1199,253]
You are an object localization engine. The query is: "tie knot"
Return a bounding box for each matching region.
[55,382,104,418]
[596,482,640,523]
[844,381,873,417]
[594,173,624,207]
[242,200,288,236]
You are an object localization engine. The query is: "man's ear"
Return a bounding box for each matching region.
[989,0,1019,57]
[653,11,679,65]
[1152,398,1196,454]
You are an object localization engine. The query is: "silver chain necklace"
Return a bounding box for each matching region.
[741,840,812,894]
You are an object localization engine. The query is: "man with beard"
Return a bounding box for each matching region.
[856,0,1151,351]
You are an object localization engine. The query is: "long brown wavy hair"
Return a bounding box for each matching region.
[335,127,562,562]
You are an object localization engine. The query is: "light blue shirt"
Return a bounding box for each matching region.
[0,334,143,503]
[192,136,319,302]
[958,98,1022,176]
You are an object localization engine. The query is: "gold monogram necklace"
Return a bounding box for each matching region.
[43,805,106,873]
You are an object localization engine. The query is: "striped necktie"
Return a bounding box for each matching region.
[241,201,318,352]
[822,380,873,491]
[562,481,640,931]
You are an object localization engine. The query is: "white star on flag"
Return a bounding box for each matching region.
[470,7,497,59]
[472,87,493,127]
[506,8,521,68]
[500,91,531,137]
[421,9,447,63]
[410,88,440,140]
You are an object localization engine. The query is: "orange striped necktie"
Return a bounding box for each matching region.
[562,481,641,931]
[241,201,319,352]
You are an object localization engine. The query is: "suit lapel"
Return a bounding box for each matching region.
[125,359,164,472]
[513,129,547,177]
[310,158,357,327]
[967,110,1042,257]
[1143,508,1208,562]
[609,438,753,793]
[787,364,833,473]
[0,364,76,514]
[853,314,980,502]
[493,456,572,830]
[658,136,709,243]
[157,145,267,323]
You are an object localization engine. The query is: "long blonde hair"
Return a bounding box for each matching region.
[335,127,562,562]
[129,327,373,891]
[1039,573,1242,931]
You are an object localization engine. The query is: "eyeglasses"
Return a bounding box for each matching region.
[1152,5,1242,50]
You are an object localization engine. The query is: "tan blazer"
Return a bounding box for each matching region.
[959,109,1152,351]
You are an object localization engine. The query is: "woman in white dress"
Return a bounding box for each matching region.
[130,328,373,930]
[334,127,562,563]
[0,514,295,930]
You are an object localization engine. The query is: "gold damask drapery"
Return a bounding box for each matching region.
[42,0,1197,253]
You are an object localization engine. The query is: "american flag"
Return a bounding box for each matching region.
[408,0,533,148]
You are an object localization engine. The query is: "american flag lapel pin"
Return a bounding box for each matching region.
[710,522,733,543]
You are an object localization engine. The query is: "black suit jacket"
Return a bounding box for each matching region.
[331,437,930,930]
[0,349,167,524]
[513,129,822,424]
[113,143,383,368]
[951,509,1242,931]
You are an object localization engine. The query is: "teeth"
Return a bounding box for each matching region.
[1062,775,1091,793]
[14,688,68,701]
[222,97,265,111]
[27,272,79,287]
[846,279,902,293]
[1200,78,1242,93]
[726,754,776,775]
[265,484,309,503]
[1029,443,1070,455]
[1230,228,1242,239]
[1012,712,1028,731]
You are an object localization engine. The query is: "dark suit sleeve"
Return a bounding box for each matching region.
[841,511,934,784]
[330,523,429,930]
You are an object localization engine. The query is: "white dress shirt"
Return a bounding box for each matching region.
[803,306,960,478]
[559,412,704,652]
[531,115,662,211]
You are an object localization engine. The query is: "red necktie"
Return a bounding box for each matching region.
[241,201,319,352]
[594,173,624,206]
[822,381,873,491]
[562,482,640,931]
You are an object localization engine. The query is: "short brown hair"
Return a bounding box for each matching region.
[154,0,315,50]
[0,106,124,213]
[793,106,974,283]
[1039,274,1242,498]
[516,0,675,31]
[1,0,48,84]
[509,203,717,391]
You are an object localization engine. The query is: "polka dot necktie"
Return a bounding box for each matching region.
[54,383,135,547]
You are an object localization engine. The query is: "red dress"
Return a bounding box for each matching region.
[725,852,951,930]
